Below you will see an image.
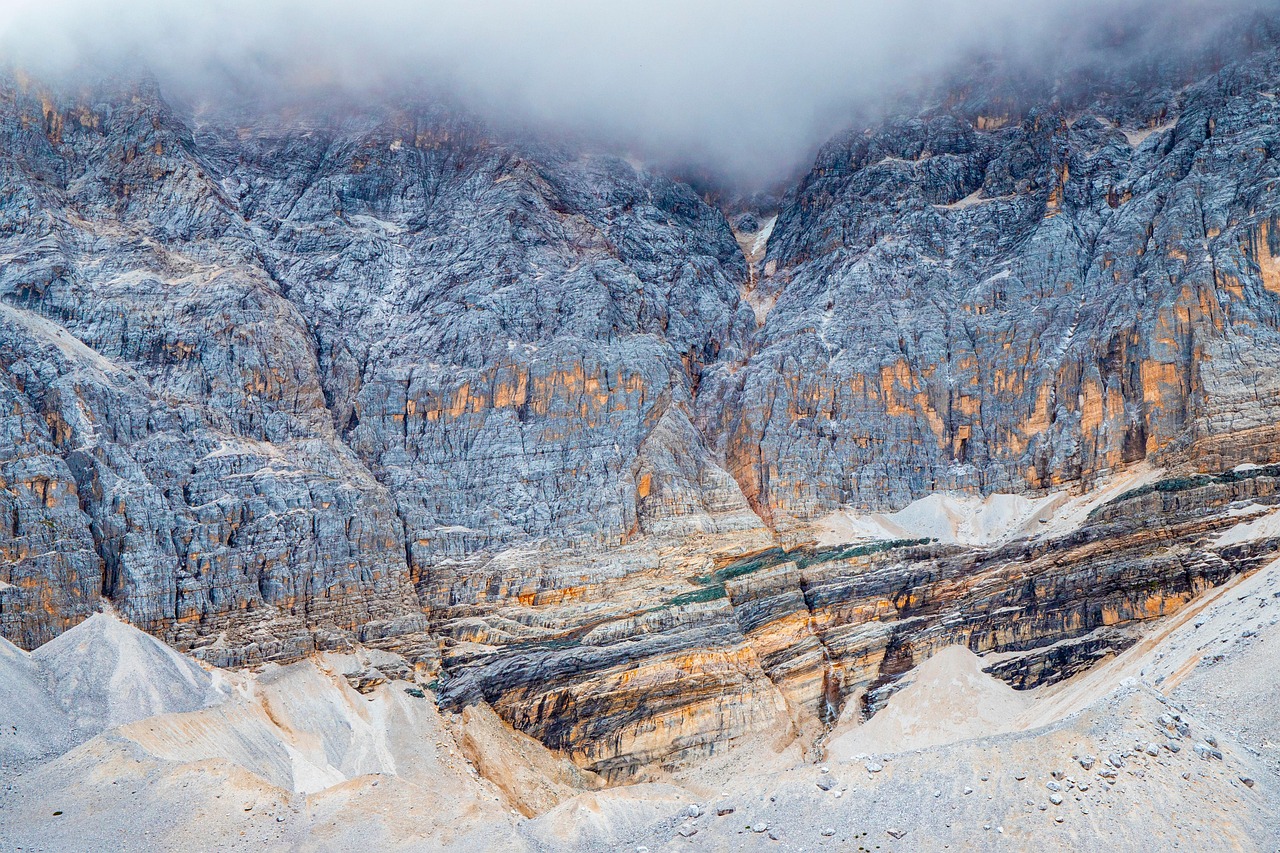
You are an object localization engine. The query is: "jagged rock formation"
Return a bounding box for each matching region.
[716,37,1280,528]
[431,465,1280,776]
[4,17,1280,781]
[0,77,757,661]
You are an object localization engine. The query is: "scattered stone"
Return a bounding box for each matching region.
[817,777,837,791]
[820,828,836,838]
[1167,742,1181,753]
[685,804,703,818]
[886,829,907,840]
[1144,743,1160,757]
[716,806,735,817]
[1194,744,1223,761]
[1014,772,1027,781]
[678,826,697,838]
[1240,777,1256,788]
[1108,753,1125,768]
[1046,781,1061,792]
[866,761,884,773]
[1050,794,1064,805]
[752,822,769,833]
[1055,816,1065,824]
[1078,756,1095,771]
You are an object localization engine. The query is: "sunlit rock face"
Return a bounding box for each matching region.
[3,21,1280,779]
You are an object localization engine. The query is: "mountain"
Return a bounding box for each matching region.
[2,13,1280,791]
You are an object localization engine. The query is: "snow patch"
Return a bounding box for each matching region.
[0,301,124,377]
[932,190,1016,211]
[747,215,776,260]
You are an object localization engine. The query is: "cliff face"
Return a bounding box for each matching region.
[0,81,758,658]
[716,46,1280,529]
[431,465,1280,778]
[0,82,427,657]
[3,28,1280,780]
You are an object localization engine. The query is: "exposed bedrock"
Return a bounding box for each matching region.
[3,23,1280,778]
[716,45,1280,529]
[433,465,1280,777]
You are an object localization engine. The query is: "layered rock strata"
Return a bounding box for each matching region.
[432,465,1280,776]
[2,21,1280,779]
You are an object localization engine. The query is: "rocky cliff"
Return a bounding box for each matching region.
[4,19,1280,780]
[716,36,1280,529]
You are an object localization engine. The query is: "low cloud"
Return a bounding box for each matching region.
[0,0,1272,187]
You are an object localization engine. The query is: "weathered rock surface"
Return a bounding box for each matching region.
[716,39,1280,529]
[6,554,1280,852]
[3,18,1280,781]
[0,76,757,664]
[431,465,1280,776]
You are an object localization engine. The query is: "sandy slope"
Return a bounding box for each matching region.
[826,646,1037,759]
[32,611,226,735]
[0,616,590,852]
[0,635,72,772]
[4,552,1280,852]
[814,464,1165,547]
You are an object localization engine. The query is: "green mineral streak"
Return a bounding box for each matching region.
[666,537,935,609]
[1091,464,1280,519]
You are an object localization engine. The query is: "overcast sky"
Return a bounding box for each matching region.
[0,0,1271,187]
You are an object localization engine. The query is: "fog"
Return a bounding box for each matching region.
[0,0,1272,187]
